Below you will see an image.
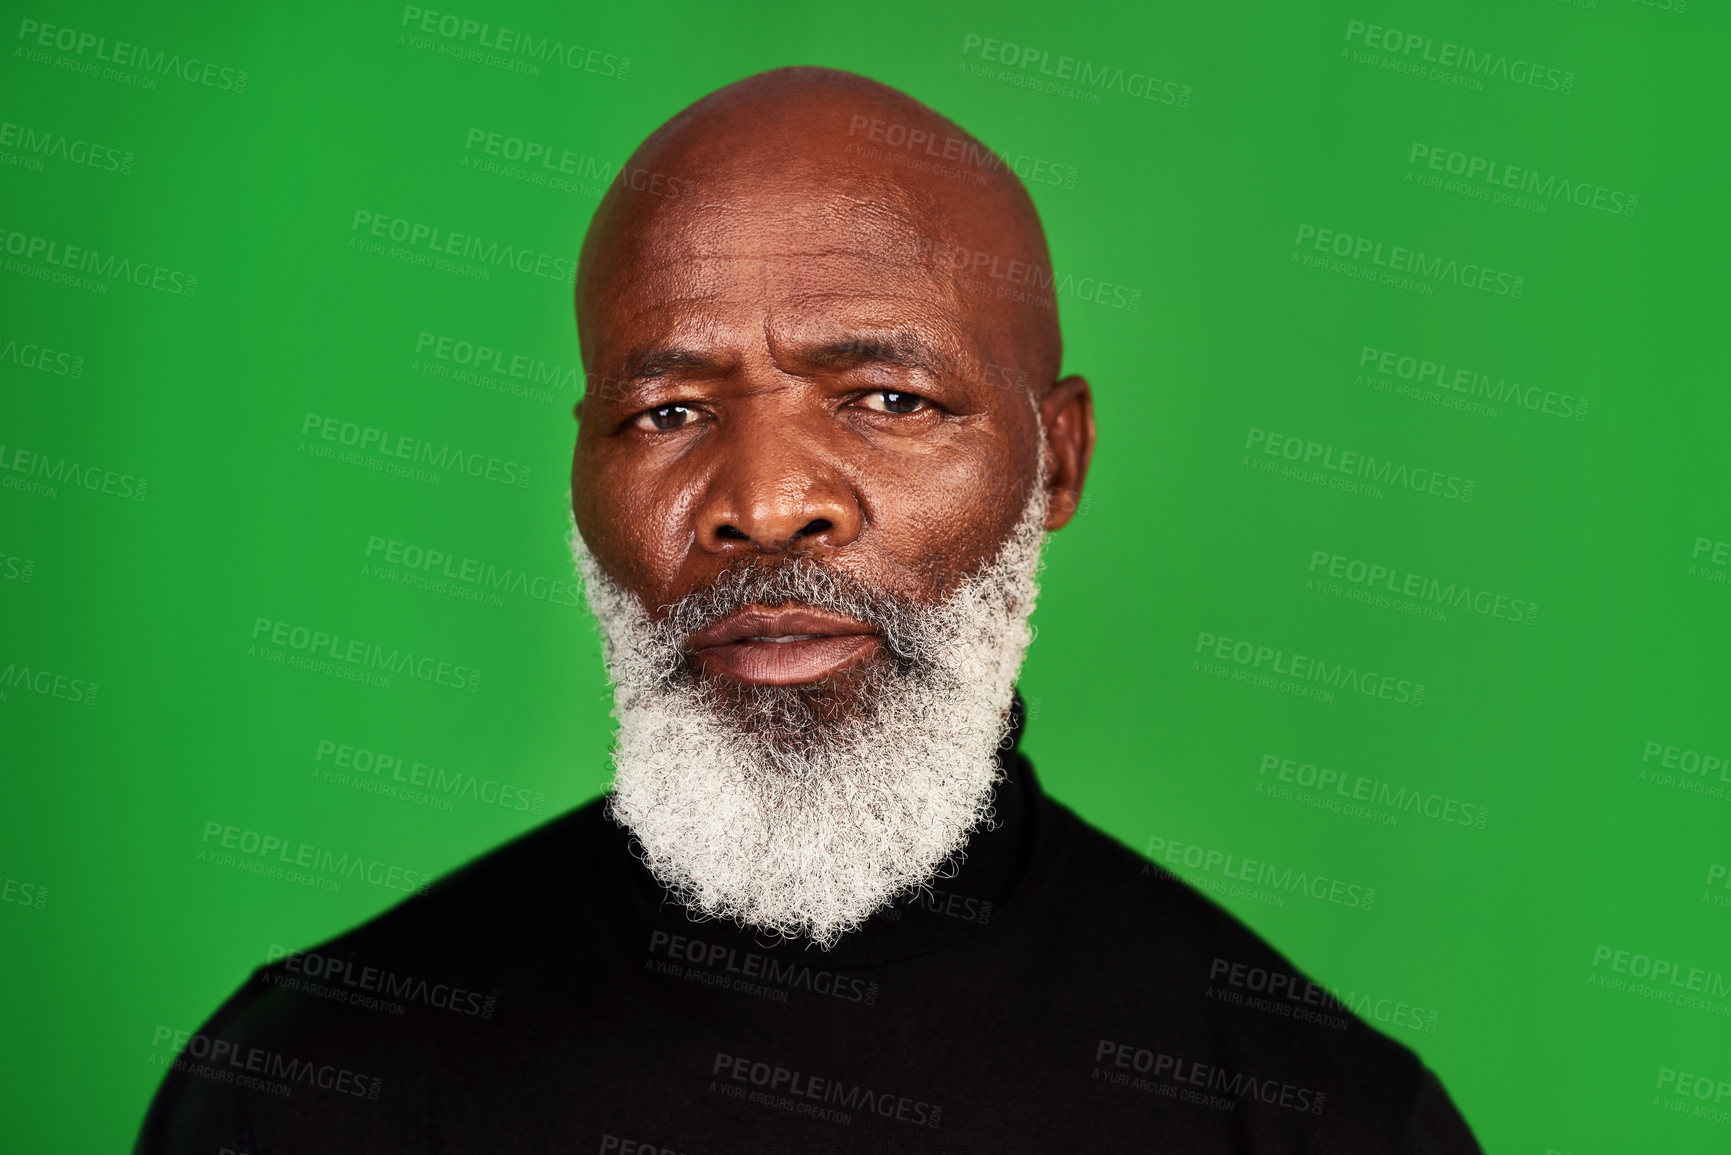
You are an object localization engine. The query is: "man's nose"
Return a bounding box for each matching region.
[693,421,864,554]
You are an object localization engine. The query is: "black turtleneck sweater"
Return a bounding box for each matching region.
[139,698,1480,1153]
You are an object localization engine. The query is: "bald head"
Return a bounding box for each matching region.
[576,66,1063,391]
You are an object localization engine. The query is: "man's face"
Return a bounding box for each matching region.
[571,171,1087,701]
[564,96,1094,945]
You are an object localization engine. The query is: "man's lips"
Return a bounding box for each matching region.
[685,607,882,686]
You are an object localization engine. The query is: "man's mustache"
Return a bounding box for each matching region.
[655,556,931,663]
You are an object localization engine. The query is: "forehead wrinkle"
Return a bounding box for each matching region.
[630,195,945,271]
[608,217,968,342]
[764,322,962,379]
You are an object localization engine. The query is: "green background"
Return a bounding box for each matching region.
[2,0,1726,1150]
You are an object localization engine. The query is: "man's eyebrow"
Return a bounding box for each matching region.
[797,332,952,379]
[615,346,726,384]
[610,332,952,388]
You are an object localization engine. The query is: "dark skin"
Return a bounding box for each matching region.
[571,68,1095,688]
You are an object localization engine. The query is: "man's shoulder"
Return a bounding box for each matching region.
[312,795,610,967]
[1028,795,1452,1144]
[1032,795,1332,979]
[138,800,614,1148]
[206,798,608,1042]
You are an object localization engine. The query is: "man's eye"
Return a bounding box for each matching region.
[857,390,928,415]
[634,404,694,432]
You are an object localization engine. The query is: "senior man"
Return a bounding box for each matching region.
[140,67,1479,1153]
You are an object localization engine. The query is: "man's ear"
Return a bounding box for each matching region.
[1038,375,1095,531]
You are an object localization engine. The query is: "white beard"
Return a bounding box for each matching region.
[569,470,1049,949]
